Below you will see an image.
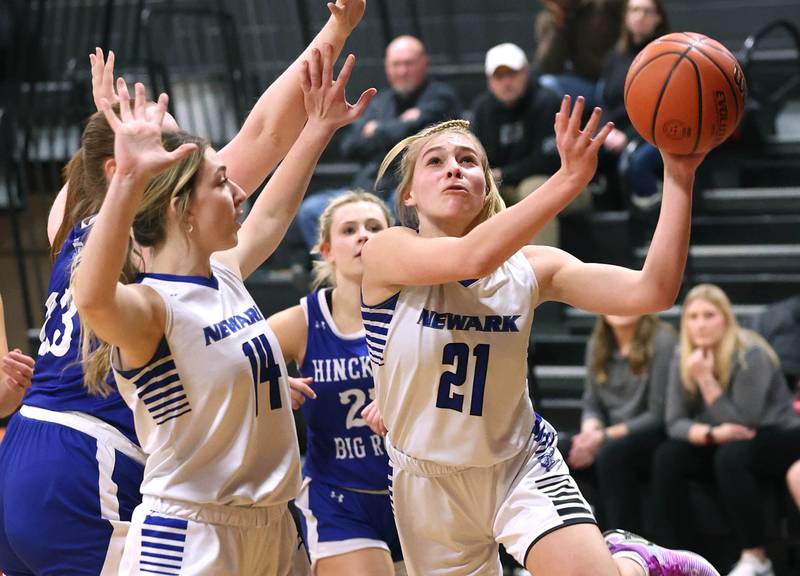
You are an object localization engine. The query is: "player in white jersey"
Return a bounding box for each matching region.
[269,192,404,575]
[71,46,375,575]
[360,99,720,576]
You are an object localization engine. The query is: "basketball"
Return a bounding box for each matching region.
[624,32,747,155]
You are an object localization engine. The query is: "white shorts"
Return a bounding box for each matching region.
[386,417,596,575]
[119,495,299,575]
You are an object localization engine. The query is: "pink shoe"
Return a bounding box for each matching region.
[603,530,720,576]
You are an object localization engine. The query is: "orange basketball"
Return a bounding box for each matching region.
[624,32,747,155]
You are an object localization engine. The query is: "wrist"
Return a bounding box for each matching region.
[705,425,715,445]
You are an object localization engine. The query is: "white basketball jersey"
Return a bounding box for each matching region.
[113,261,300,507]
[363,251,538,467]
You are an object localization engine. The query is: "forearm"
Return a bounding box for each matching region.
[638,165,694,308]
[624,413,658,435]
[236,123,336,278]
[462,169,584,275]
[73,176,142,311]
[580,417,604,433]
[220,16,352,194]
[0,386,25,418]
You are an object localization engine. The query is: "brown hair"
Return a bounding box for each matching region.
[310,190,392,289]
[617,0,670,52]
[376,119,505,230]
[78,131,208,396]
[53,109,116,261]
[590,314,669,384]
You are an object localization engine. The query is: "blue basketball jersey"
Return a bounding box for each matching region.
[23,217,137,444]
[299,289,390,491]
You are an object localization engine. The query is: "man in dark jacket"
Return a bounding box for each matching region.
[471,43,569,244]
[296,35,460,248]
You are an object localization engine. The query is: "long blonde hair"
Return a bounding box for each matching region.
[590,314,669,384]
[376,119,505,230]
[76,131,208,396]
[679,283,780,395]
[310,190,393,290]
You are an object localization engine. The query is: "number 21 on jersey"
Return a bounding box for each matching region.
[435,342,490,416]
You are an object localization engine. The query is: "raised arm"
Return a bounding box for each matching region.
[213,45,375,279]
[362,96,613,293]
[72,83,198,367]
[217,0,366,194]
[527,148,705,315]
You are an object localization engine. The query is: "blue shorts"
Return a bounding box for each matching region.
[0,410,144,575]
[295,477,402,566]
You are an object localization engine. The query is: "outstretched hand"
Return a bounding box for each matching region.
[300,44,376,133]
[327,0,366,35]
[554,95,614,186]
[99,79,197,184]
[90,47,119,112]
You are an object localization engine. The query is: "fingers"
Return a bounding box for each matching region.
[591,121,615,149]
[308,47,322,89]
[351,88,377,118]
[99,97,122,131]
[334,53,356,93]
[288,377,316,398]
[300,60,311,94]
[151,93,169,127]
[117,77,132,121]
[327,2,342,18]
[554,94,570,134]
[104,49,116,98]
[133,82,146,119]
[167,143,199,163]
[582,106,603,137]
[322,43,334,89]
[567,95,585,135]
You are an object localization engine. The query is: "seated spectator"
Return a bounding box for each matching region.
[595,0,670,222]
[751,294,800,396]
[295,35,461,248]
[534,0,624,109]
[653,284,800,576]
[471,43,563,245]
[562,313,675,534]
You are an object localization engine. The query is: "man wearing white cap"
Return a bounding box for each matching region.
[471,42,566,245]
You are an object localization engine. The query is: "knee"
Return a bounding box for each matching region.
[653,440,689,476]
[713,442,750,479]
[787,460,800,507]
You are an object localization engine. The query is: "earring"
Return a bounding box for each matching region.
[187,224,194,234]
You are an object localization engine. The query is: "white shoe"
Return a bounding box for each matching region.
[726,555,775,576]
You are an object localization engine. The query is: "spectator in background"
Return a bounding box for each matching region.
[534,0,625,109]
[563,314,675,535]
[595,0,670,220]
[296,35,461,248]
[653,284,800,576]
[471,43,563,245]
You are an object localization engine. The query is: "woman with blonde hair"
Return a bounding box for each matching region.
[653,283,800,576]
[360,94,716,575]
[269,191,404,575]
[565,313,676,535]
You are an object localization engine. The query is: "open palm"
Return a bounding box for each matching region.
[99,79,196,183]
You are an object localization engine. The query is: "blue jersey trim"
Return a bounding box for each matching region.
[459,278,479,287]
[360,292,400,367]
[136,271,219,290]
